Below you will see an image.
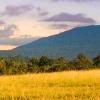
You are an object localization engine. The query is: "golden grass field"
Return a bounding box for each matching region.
[0,70,100,100]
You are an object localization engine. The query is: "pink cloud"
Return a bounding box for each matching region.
[43,13,95,24]
[0,20,5,25]
[52,0,99,2]
[2,5,34,16]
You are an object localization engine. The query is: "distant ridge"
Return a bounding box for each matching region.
[1,25,100,59]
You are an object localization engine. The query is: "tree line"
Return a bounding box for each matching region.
[0,53,100,75]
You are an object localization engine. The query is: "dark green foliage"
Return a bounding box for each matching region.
[51,57,68,71]
[0,54,99,75]
[93,55,100,67]
[38,56,51,67]
[71,54,93,70]
[27,57,39,72]
[0,58,6,74]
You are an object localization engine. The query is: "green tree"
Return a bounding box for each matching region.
[93,55,100,67]
[27,57,39,72]
[0,57,6,74]
[38,56,50,67]
[50,57,67,72]
[72,53,93,70]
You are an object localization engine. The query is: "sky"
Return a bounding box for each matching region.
[0,0,100,50]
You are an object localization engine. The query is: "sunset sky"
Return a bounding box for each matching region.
[0,0,100,50]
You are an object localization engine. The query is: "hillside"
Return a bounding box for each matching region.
[1,25,100,58]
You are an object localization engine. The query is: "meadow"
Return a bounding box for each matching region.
[0,69,100,100]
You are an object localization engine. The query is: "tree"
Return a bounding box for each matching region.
[38,56,50,67]
[0,57,6,74]
[5,56,27,74]
[50,57,67,72]
[27,57,39,72]
[72,53,93,70]
[93,55,100,67]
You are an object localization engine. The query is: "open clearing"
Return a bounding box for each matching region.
[0,70,100,100]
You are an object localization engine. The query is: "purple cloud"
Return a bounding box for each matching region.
[36,7,42,12]
[2,5,34,16]
[0,23,40,45]
[0,24,18,38]
[39,12,48,16]
[36,7,48,17]
[0,36,40,46]
[52,0,99,2]
[43,13,95,24]
[50,24,69,29]
[0,20,5,25]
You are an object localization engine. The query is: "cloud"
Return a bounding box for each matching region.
[1,4,48,18]
[1,5,34,16]
[42,13,95,24]
[36,7,49,17]
[51,0,99,2]
[39,12,48,16]
[0,20,5,26]
[0,24,38,46]
[0,36,40,46]
[50,24,70,29]
[36,7,42,12]
[0,24,18,38]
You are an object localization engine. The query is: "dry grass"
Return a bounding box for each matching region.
[0,69,100,100]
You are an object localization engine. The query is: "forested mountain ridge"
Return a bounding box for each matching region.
[0,25,100,59]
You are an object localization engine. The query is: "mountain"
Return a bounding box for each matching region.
[0,50,9,56]
[1,25,100,59]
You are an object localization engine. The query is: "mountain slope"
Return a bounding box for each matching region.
[4,25,100,58]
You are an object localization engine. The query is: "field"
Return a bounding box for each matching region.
[0,70,100,100]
